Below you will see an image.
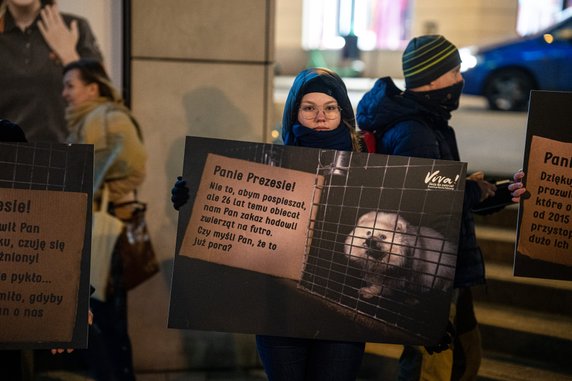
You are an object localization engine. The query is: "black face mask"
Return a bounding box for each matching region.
[415,80,465,112]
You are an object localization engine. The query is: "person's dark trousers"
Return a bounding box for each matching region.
[397,288,481,381]
[84,248,136,381]
[256,335,365,381]
[0,350,22,381]
[451,288,481,380]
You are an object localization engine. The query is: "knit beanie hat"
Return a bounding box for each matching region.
[299,75,344,107]
[402,35,461,89]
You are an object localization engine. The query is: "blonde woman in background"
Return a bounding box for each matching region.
[63,58,146,381]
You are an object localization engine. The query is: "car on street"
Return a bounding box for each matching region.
[460,9,572,111]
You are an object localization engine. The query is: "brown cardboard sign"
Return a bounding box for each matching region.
[180,153,323,280]
[516,135,572,265]
[0,188,87,342]
[514,91,572,280]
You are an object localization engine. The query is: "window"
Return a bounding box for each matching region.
[517,0,570,36]
[302,0,412,51]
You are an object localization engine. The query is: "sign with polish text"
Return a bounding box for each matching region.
[169,137,467,345]
[515,91,572,281]
[0,143,93,350]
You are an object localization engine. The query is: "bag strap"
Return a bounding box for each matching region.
[101,105,142,203]
[96,183,111,212]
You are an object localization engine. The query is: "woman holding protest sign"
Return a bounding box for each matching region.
[171,67,366,380]
[253,67,366,381]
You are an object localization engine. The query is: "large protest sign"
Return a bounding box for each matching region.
[515,91,572,281]
[0,143,92,349]
[170,137,466,345]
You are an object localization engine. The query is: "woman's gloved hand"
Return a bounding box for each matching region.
[171,176,190,210]
[424,320,455,355]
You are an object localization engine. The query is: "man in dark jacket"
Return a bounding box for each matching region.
[356,35,497,380]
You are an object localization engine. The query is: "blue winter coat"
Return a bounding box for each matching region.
[356,77,485,288]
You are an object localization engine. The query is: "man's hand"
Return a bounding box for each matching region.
[37,4,80,65]
[424,320,455,355]
[468,171,497,202]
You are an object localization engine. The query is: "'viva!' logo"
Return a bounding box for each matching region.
[425,170,460,190]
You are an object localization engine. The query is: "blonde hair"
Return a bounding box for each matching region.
[342,121,362,152]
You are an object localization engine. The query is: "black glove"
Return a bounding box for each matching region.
[171,176,190,210]
[424,320,455,355]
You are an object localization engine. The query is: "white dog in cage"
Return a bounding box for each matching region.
[343,211,455,300]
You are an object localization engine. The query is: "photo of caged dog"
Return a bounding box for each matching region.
[344,211,456,300]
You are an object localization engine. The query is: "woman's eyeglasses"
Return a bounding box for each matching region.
[299,104,341,120]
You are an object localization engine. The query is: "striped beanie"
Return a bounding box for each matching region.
[402,35,461,89]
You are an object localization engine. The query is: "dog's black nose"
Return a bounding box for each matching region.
[364,237,386,260]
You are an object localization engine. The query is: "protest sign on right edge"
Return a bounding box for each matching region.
[515,91,572,281]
